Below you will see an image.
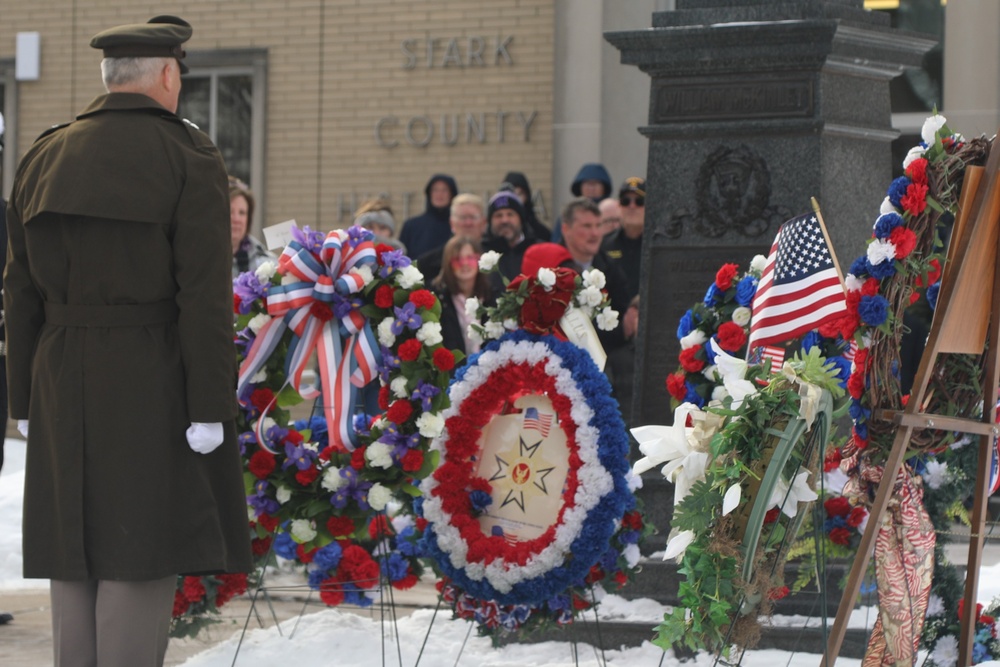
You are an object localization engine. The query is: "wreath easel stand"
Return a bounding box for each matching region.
[825,139,1000,667]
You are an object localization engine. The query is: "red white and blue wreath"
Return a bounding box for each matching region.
[419,329,636,612]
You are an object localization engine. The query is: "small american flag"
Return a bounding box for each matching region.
[760,345,785,374]
[748,213,847,349]
[523,407,552,437]
[843,339,858,363]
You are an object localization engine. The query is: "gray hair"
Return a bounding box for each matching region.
[101,56,173,90]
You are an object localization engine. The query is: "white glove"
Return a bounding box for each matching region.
[17,420,28,438]
[186,422,224,454]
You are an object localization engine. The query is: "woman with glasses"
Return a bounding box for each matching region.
[432,235,493,361]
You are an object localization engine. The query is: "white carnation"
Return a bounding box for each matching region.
[377,317,396,347]
[365,442,394,469]
[921,113,947,145]
[250,367,268,384]
[396,264,423,289]
[390,376,409,399]
[845,274,864,293]
[680,329,708,350]
[479,250,501,272]
[750,254,768,274]
[929,634,959,667]
[922,459,949,490]
[731,307,751,326]
[577,285,604,308]
[503,318,518,331]
[367,483,392,511]
[254,261,277,282]
[595,307,619,332]
[248,312,271,335]
[484,320,505,339]
[416,412,445,438]
[537,267,556,288]
[352,264,374,286]
[866,239,897,266]
[902,146,925,172]
[467,324,484,348]
[276,485,292,504]
[623,543,641,569]
[582,268,606,289]
[290,519,317,543]
[321,466,344,492]
[416,321,443,346]
[464,296,480,318]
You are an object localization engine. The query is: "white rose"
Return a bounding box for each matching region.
[731,307,751,326]
[416,321,443,346]
[248,312,271,335]
[276,485,292,505]
[680,329,708,350]
[390,376,409,398]
[879,196,899,216]
[921,113,947,145]
[479,250,501,272]
[367,483,392,511]
[416,412,445,438]
[464,296,480,318]
[290,519,317,543]
[254,261,277,282]
[396,264,424,289]
[365,442,394,469]
[845,274,864,292]
[321,466,345,491]
[484,320,505,339]
[577,285,604,308]
[902,146,925,171]
[537,267,556,289]
[250,367,268,384]
[866,239,897,266]
[750,254,767,274]
[595,307,619,332]
[377,317,396,348]
[582,268,606,290]
[503,318,518,331]
[352,264,374,286]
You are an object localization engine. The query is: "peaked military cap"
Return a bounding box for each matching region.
[90,16,192,74]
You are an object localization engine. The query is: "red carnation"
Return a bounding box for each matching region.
[901,182,929,217]
[408,289,436,310]
[249,450,277,480]
[378,385,391,410]
[173,590,190,617]
[861,278,881,297]
[679,345,706,373]
[415,517,428,531]
[402,448,424,472]
[309,301,335,322]
[297,544,318,563]
[285,429,304,446]
[375,243,395,260]
[387,399,414,424]
[818,318,842,339]
[716,321,747,352]
[715,263,739,291]
[374,285,395,309]
[666,372,688,401]
[846,506,867,528]
[890,226,917,259]
[824,496,851,518]
[824,448,843,473]
[614,571,628,586]
[847,371,865,399]
[258,513,279,533]
[350,446,366,470]
[398,339,423,362]
[585,565,606,584]
[829,527,852,546]
[433,348,456,372]
[182,576,206,603]
[251,536,273,557]
[319,578,345,606]
[250,388,276,413]
[327,516,356,537]
[394,573,419,590]
[233,294,242,314]
[621,511,643,531]
[295,466,319,486]
[368,515,393,540]
[905,157,928,185]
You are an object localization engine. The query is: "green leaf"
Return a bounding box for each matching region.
[276,384,305,408]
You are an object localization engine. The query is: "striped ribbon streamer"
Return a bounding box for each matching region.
[238,227,380,453]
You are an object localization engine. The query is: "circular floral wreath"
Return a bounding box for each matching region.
[420,330,633,606]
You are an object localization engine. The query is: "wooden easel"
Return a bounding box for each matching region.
[824,139,1000,667]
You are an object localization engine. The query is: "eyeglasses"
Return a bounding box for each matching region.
[450,255,480,268]
[619,195,645,207]
[455,214,482,222]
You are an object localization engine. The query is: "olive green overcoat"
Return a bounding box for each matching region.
[4,93,253,580]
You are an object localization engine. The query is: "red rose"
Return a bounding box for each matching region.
[368,515,393,540]
[295,466,319,486]
[173,590,190,617]
[398,339,423,362]
[901,182,929,217]
[309,301,335,322]
[408,289,436,310]
[387,399,414,424]
[678,345,706,372]
[327,516,356,537]
[715,263,739,290]
[182,576,206,603]
[767,586,790,600]
[846,506,867,528]
[258,513,279,533]
[763,507,780,524]
[716,321,747,352]
[905,157,928,185]
[829,527,852,545]
[890,226,917,259]
[847,371,865,399]
[251,536,273,557]
[319,578,345,606]
[666,372,688,401]
[572,594,591,611]
[350,446,366,470]
[824,496,851,518]
[908,291,920,306]
[378,385,391,410]
[401,448,424,472]
[249,450,277,480]
[614,571,628,586]
[824,448,843,473]
[250,388,276,413]
[958,599,985,623]
[861,278,881,297]
[375,243,395,261]
[433,348,456,372]
[285,429,304,446]
[585,565,605,584]
[374,285,395,309]
[520,286,570,335]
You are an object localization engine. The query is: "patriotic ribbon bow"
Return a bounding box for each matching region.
[238,226,381,452]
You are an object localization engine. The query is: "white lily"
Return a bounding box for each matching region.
[709,337,757,410]
[722,483,742,516]
[768,467,818,519]
[631,403,710,506]
[664,529,696,562]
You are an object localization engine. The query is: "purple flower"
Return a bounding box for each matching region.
[265,425,289,452]
[233,272,268,314]
[248,480,279,516]
[346,225,372,247]
[283,441,318,471]
[330,468,372,511]
[330,292,362,320]
[378,421,407,448]
[378,347,402,383]
[391,302,422,335]
[410,379,440,412]
[378,249,411,278]
[291,224,326,255]
[238,431,257,455]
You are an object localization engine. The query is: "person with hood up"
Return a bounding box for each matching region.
[551,162,612,243]
[482,190,538,291]
[500,171,550,242]
[398,173,458,259]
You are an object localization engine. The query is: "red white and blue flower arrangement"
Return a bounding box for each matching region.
[419,262,647,638]
[171,224,455,635]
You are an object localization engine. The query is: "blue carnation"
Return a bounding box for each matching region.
[873,212,905,240]
[827,356,852,387]
[735,275,758,307]
[866,257,897,280]
[469,489,492,513]
[684,381,706,408]
[313,542,343,571]
[273,532,298,561]
[381,552,410,582]
[849,256,869,278]
[858,295,890,327]
[848,398,871,422]
[703,284,723,306]
[887,176,911,209]
[926,282,940,310]
[307,569,327,589]
[801,331,822,352]
[677,310,695,339]
[854,422,868,440]
[973,643,989,664]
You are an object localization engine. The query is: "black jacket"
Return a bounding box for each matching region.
[398,174,458,259]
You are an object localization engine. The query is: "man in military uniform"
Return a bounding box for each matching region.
[4,17,252,666]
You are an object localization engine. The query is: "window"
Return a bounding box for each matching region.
[178,49,267,225]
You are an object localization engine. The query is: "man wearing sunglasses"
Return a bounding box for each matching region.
[602,177,646,300]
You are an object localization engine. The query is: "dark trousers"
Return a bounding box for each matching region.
[0,356,6,473]
[50,576,176,667]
